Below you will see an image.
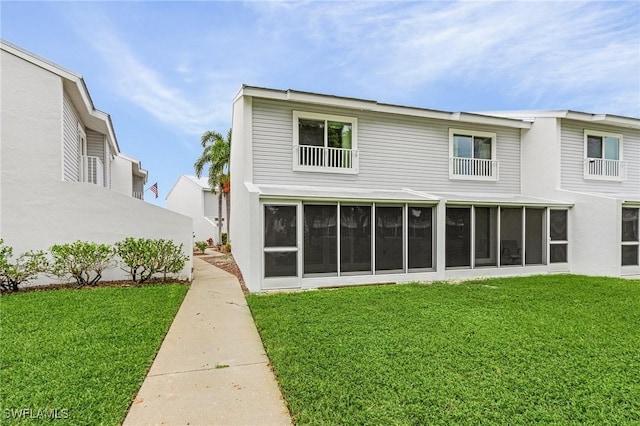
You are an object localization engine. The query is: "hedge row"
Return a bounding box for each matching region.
[0,238,189,293]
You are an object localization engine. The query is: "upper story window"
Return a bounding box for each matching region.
[293,111,359,174]
[584,130,626,181]
[449,129,498,181]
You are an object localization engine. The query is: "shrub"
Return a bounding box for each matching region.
[116,238,188,283]
[153,239,189,281]
[0,239,48,292]
[221,233,228,245]
[207,237,214,247]
[49,241,115,287]
[221,242,231,254]
[194,241,208,254]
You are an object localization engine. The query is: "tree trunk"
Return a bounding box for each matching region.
[217,185,223,245]
[225,189,231,242]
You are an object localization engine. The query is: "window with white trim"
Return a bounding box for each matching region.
[449,129,498,181]
[293,111,358,174]
[584,130,625,180]
[622,207,639,266]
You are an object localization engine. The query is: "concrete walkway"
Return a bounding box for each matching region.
[123,257,292,426]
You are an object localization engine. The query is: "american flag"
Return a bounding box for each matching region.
[150,182,158,198]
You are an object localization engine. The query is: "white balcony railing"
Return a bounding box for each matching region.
[132,191,144,200]
[81,155,104,186]
[584,158,627,181]
[450,157,498,181]
[293,145,359,174]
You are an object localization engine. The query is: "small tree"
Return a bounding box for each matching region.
[116,238,188,283]
[49,241,115,287]
[0,239,48,292]
[194,241,208,254]
[154,239,189,281]
[115,237,156,283]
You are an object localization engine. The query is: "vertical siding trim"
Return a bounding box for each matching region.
[62,92,80,182]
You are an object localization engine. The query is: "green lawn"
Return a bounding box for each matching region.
[1,284,188,425]
[247,275,640,425]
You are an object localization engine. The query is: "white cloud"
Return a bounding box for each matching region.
[249,1,640,116]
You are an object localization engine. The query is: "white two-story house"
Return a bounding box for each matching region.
[230,86,638,293]
[166,175,227,244]
[0,40,192,281]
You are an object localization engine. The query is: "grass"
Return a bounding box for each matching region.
[247,275,640,425]
[0,284,188,425]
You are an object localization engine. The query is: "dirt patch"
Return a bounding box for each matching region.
[201,254,249,295]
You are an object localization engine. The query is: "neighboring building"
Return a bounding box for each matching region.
[230,85,640,293]
[166,175,228,244]
[0,40,192,281]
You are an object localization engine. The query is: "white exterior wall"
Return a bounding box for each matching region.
[111,155,134,196]
[230,95,263,292]
[251,99,522,194]
[521,117,638,277]
[569,193,622,277]
[2,181,192,282]
[520,117,561,195]
[1,44,193,283]
[166,176,227,244]
[560,119,640,195]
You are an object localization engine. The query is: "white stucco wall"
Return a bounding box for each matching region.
[520,117,561,195]
[111,155,134,196]
[2,181,193,282]
[230,94,264,291]
[166,175,226,244]
[563,191,621,277]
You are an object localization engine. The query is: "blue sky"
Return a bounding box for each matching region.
[2,1,639,205]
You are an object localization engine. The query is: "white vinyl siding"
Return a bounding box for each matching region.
[252,99,521,194]
[62,92,80,182]
[561,119,640,194]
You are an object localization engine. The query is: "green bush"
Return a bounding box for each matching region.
[153,239,189,281]
[49,241,115,287]
[116,238,188,283]
[221,233,228,245]
[194,241,208,254]
[0,239,48,292]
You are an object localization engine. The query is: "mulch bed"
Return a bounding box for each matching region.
[199,254,249,295]
[2,278,190,295]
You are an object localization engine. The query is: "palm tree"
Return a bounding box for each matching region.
[194,129,231,245]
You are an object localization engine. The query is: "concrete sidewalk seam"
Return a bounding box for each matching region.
[147,361,271,378]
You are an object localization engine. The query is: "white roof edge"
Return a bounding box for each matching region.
[183,175,216,191]
[115,153,147,179]
[481,110,640,129]
[1,39,122,152]
[166,175,216,201]
[238,85,531,129]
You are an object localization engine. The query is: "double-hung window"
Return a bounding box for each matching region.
[293,111,358,174]
[449,129,498,180]
[584,130,625,180]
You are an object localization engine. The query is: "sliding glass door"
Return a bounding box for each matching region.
[340,205,372,274]
[375,206,404,273]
